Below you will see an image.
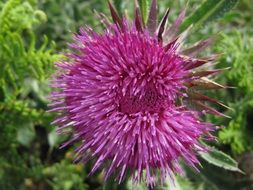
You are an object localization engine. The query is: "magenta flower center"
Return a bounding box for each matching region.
[119,87,166,114]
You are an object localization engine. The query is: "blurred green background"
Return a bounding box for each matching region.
[0,0,253,189]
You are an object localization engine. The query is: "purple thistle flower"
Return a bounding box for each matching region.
[49,0,228,187]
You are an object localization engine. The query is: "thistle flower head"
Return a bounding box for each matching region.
[49,0,227,187]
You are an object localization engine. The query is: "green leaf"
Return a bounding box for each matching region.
[184,166,220,190]
[199,147,243,173]
[139,0,149,24]
[127,179,146,190]
[180,0,239,31]
[48,129,60,148]
[17,121,35,146]
[162,175,194,190]
[103,176,128,190]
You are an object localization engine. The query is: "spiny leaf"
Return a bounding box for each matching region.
[180,0,239,32]
[139,0,149,24]
[205,0,239,24]
[113,0,123,16]
[199,146,244,173]
[181,36,216,56]
[108,0,123,28]
[147,0,157,34]
[157,8,170,42]
[188,91,231,110]
[134,0,143,31]
[164,7,187,43]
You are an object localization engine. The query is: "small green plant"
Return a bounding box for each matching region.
[217,31,253,153]
[0,0,58,189]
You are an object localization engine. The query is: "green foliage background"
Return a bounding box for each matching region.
[0,0,253,189]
